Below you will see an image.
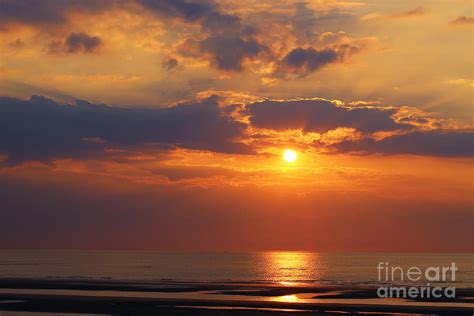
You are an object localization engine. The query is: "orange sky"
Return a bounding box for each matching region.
[0,0,472,251]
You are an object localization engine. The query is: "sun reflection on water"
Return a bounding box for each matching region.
[261,251,323,284]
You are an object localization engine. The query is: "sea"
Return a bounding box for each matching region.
[0,251,472,287]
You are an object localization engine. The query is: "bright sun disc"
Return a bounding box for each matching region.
[283,149,297,163]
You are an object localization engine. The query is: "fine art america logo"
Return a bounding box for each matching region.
[376,262,457,299]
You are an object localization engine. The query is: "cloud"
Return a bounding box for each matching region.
[389,6,425,19]
[64,32,102,53]
[275,44,361,77]
[246,98,473,157]
[199,35,266,71]
[48,32,102,54]
[139,0,247,35]
[178,34,266,73]
[329,130,474,157]
[0,0,235,32]
[1,95,470,163]
[248,99,406,133]
[290,2,359,44]
[450,16,474,25]
[281,47,338,73]
[137,0,248,35]
[362,7,426,21]
[138,0,266,72]
[202,12,246,35]
[0,95,250,164]
[0,0,118,30]
[161,57,179,70]
[137,0,216,22]
[9,38,25,49]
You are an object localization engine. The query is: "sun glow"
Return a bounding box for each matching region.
[283,149,297,163]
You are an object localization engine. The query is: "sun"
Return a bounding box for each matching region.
[283,149,297,163]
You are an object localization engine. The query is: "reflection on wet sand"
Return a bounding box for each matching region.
[272,294,299,303]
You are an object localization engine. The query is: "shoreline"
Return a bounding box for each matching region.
[1,292,473,315]
[0,278,472,315]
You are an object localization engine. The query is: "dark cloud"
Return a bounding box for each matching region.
[248,98,472,157]
[137,0,217,22]
[201,12,243,35]
[0,95,250,164]
[281,47,338,74]
[0,0,118,29]
[64,32,101,53]
[450,16,474,25]
[138,0,265,72]
[138,0,243,34]
[277,45,360,77]
[248,99,406,133]
[48,32,102,54]
[0,0,240,33]
[398,115,430,125]
[2,95,469,163]
[330,131,474,157]
[199,36,266,71]
[161,57,179,70]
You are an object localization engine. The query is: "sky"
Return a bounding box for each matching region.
[0,0,473,252]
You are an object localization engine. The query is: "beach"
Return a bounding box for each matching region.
[0,278,473,315]
[0,251,472,315]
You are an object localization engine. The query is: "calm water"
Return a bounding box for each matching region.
[0,251,472,287]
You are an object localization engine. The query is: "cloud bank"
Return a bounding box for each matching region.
[0,95,472,164]
[330,131,474,157]
[248,99,406,133]
[0,95,250,163]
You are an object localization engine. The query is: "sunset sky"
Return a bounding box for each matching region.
[0,0,473,252]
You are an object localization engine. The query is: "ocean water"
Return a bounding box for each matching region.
[0,251,472,287]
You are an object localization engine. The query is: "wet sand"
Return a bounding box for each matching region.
[0,278,472,315]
